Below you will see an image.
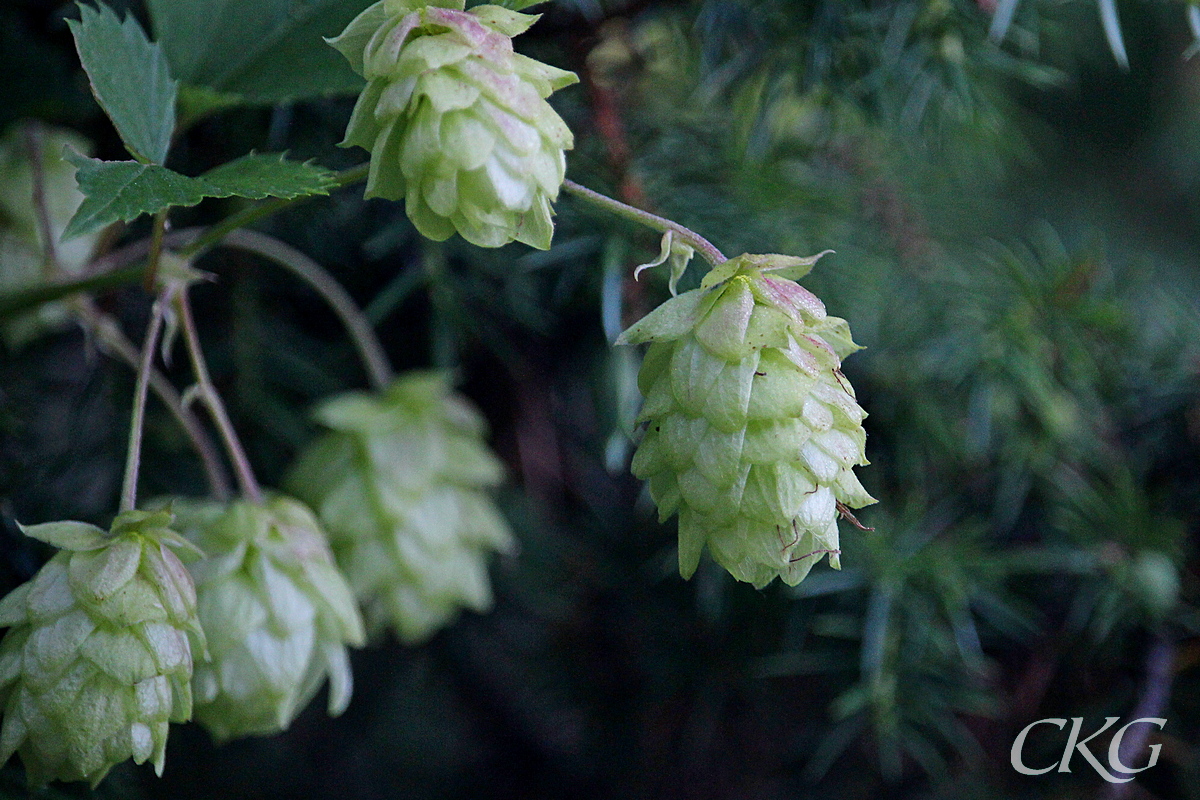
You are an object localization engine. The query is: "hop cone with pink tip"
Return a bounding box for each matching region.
[328,0,577,249]
[618,253,875,588]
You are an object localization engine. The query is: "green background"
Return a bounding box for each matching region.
[1,0,1199,797]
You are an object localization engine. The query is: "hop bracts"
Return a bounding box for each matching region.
[164,496,365,742]
[328,1,578,249]
[286,372,514,644]
[618,253,875,588]
[0,510,205,786]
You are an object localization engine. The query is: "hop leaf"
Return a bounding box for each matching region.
[618,253,876,588]
[286,372,515,644]
[0,510,204,787]
[164,496,365,742]
[327,1,578,249]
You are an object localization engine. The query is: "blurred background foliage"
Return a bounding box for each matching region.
[1,0,1200,797]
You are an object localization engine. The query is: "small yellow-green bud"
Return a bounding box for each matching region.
[164,496,365,742]
[0,510,205,786]
[328,1,578,249]
[618,253,875,588]
[286,372,514,644]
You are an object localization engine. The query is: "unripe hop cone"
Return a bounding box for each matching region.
[328,0,577,249]
[164,496,365,742]
[286,372,514,644]
[618,253,875,588]
[0,510,205,786]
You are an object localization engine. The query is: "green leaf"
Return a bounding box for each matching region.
[178,84,246,127]
[146,0,374,107]
[64,154,205,238]
[200,153,337,200]
[64,152,335,238]
[67,2,177,165]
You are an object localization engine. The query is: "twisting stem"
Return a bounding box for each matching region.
[119,288,174,512]
[179,163,371,259]
[88,229,202,276]
[174,289,264,504]
[142,210,169,290]
[220,229,394,390]
[561,179,727,267]
[76,298,233,500]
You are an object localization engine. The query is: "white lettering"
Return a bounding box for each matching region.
[1011,716,1167,782]
[1107,718,1166,775]
[1010,718,1066,776]
[1058,717,1131,784]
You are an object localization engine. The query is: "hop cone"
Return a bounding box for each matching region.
[0,510,205,786]
[165,496,365,741]
[286,372,514,644]
[328,0,578,249]
[617,253,876,588]
[0,124,99,348]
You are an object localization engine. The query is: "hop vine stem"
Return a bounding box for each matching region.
[76,297,233,501]
[0,231,202,318]
[219,229,394,391]
[179,163,371,259]
[142,209,169,290]
[119,287,173,513]
[561,179,727,267]
[175,289,265,504]
[0,169,728,320]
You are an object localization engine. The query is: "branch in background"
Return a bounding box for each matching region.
[579,32,653,329]
[580,23,650,211]
[830,141,933,266]
[22,123,60,278]
[219,229,394,392]
[1100,636,1177,800]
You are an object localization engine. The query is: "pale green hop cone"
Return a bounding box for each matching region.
[617,253,876,588]
[285,372,515,644]
[0,510,205,787]
[328,0,578,249]
[163,496,365,742]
